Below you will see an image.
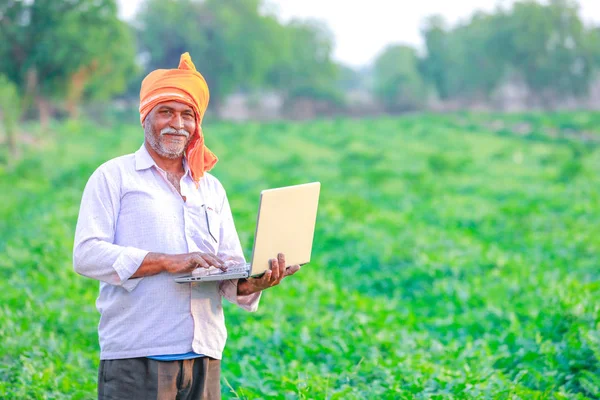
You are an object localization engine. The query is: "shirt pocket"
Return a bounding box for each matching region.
[188,204,222,254]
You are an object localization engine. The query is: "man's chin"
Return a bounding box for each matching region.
[157,147,185,159]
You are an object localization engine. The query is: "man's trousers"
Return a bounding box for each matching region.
[98,357,221,400]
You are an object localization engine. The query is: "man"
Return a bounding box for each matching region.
[73,52,300,400]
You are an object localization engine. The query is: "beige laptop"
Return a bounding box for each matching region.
[175,182,321,283]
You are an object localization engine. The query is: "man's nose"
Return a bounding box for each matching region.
[172,114,184,129]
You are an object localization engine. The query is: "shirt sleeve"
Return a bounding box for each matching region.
[215,186,261,311]
[73,166,148,292]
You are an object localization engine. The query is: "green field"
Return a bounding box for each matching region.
[1,112,599,399]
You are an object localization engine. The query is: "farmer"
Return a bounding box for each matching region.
[73,52,300,400]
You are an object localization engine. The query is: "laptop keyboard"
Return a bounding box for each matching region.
[208,263,250,275]
[191,262,250,277]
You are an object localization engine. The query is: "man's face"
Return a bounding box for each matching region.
[144,101,197,160]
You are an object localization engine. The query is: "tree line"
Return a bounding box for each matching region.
[376,0,600,112]
[1,0,600,137]
[0,0,339,126]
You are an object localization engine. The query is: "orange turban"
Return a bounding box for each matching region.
[139,52,218,182]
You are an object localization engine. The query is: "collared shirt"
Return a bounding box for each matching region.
[73,144,261,360]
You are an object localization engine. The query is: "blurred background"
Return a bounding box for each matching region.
[2,0,600,133]
[1,1,600,398]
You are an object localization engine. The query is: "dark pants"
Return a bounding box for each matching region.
[98,357,221,400]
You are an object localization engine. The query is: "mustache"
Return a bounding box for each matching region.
[160,127,190,138]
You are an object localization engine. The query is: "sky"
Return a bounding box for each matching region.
[118,0,600,68]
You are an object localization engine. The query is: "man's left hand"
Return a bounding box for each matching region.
[237,253,300,295]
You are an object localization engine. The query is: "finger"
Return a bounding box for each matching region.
[270,258,280,281]
[197,253,220,269]
[284,265,301,277]
[209,253,225,267]
[277,253,286,279]
[263,269,273,283]
[204,253,226,270]
[193,254,211,269]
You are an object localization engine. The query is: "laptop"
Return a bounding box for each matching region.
[175,182,321,283]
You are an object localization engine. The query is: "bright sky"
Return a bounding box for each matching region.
[118,0,600,68]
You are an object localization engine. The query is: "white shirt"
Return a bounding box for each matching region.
[73,144,260,360]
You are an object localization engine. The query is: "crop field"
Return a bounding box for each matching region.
[0,112,599,399]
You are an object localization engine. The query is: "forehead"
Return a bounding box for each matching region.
[154,100,195,114]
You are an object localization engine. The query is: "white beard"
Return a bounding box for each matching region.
[144,122,191,160]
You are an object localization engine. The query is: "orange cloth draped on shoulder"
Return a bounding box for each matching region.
[139,52,218,183]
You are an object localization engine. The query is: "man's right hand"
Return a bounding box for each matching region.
[165,252,226,274]
[131,252,226,278]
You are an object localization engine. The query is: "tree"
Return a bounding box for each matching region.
[0,74,21,161]
[136,0,342,115]
[373,45,427,112]
[67,22,138,118]
[337,64,362,92]
[136,0,283,115]
[450,12,507,101]
[420,12,507,103]
[0,0,136,124]
[419,1,600,107]
[582,27,600,80]
[266,19,342,106]
[420,16,453,100]
[499,0,595,104]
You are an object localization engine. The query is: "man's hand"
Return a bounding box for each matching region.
[165,252,226,274]
[132,252,225,278]
[237,253,300,295]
